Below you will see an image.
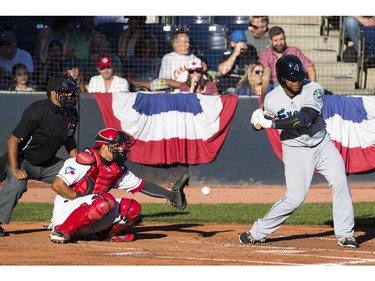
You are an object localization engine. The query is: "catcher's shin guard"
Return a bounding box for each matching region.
[55,192,116,239]
[168,174,189,210]
[98,198,141,241]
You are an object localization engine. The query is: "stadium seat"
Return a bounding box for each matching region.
[177,16,211,26]
[0,16,53,56]
[199,48,226,71]
[212,16,249,35]
[96,22,128,54]
[186,24,227,52]
[145,23,179,57]
[355,26,375,89]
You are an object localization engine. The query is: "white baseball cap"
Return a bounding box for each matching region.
[187,57,203,71]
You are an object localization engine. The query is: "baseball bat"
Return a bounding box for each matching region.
[254,86,266,130]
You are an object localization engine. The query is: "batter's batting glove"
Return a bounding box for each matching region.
[250,109,263,126]
[257,114,273,129]
[168,174,189,210]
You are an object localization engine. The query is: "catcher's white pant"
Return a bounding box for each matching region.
[51,194,123,235]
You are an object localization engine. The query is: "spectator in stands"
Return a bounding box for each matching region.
[159,30,197,90]
[259,26,316,90]
[34,17,74,65]
[196,54,215,82]
[342,16,375,61]
[0,31,34,90]
[35,40,65,91]
[235,61,273,96]
[64,58,86,92]
[87,55,129,93]
[218,30,258,94]
[65,16,102,62]
[245,16,270,53]
[117,16,148,63]
[82,34,123,83]
[8,63,36,92]
[124,31,161,92]
[179,57,219,95]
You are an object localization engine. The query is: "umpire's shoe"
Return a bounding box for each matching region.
[168,174,189,210]
[0,225,6,237]
[49,230,70,244]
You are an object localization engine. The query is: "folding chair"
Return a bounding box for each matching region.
[355,26,375,89]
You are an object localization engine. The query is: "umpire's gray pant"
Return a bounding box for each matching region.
[0,157,64,224]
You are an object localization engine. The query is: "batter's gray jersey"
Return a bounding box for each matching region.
[263,80,326,147]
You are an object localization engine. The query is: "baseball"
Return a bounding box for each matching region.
[201,186,211,196]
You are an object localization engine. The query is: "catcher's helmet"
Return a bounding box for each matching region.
[94,128,131,166]
[276,55,306,87]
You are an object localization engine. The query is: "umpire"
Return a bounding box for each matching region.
[0,73,80,237]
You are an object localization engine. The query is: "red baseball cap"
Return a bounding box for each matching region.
[97,55,113,69]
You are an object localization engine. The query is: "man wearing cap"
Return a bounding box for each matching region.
[0,74,80,237]
[218,30,258,94]
[87,55,129,93]
[0,31,34,89]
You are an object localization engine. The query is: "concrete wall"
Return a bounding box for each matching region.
[1,92,374,186]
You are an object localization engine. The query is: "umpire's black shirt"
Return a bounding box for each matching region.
[12,99,78,166]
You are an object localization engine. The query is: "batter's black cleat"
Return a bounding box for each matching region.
[239,232,256,244]
[49,230,70,244]
[338,237,359,248]
[168,174,189,210]
[0,225,5,237]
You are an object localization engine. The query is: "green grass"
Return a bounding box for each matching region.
[12,202,375,227]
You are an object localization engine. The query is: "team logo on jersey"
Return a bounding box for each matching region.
[313,89,324,103]
[65,166,76,175]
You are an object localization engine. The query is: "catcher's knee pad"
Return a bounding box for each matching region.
[119,198,141,226]
[90,192,116,220]
[55,193,116,236]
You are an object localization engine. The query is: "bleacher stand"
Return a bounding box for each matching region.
[355,26,375,89]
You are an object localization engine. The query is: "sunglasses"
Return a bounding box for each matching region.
[254,70,264,75]
[188,70,202,74]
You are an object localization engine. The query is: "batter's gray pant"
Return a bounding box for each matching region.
[249,134,355,241]
[0,156,64,224]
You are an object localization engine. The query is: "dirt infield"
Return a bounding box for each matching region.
[1,182,375,266]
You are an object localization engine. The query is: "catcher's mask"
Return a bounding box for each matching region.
[94,128,131,167]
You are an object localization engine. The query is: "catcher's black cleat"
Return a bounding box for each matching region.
[168,174,189,210]
[49,230,70,244]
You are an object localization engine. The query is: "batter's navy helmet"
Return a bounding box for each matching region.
[276,55,306,87]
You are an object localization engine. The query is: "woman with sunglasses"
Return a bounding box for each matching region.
[235,61,273,97]
[179,57,219,95]
[8,63,35,92]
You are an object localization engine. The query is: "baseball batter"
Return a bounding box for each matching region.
[239,55,358,248]
[49,128,189,243]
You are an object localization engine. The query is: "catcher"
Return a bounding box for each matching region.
[49,127,189,243]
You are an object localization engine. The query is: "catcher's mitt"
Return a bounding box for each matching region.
[168,174,189,210]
